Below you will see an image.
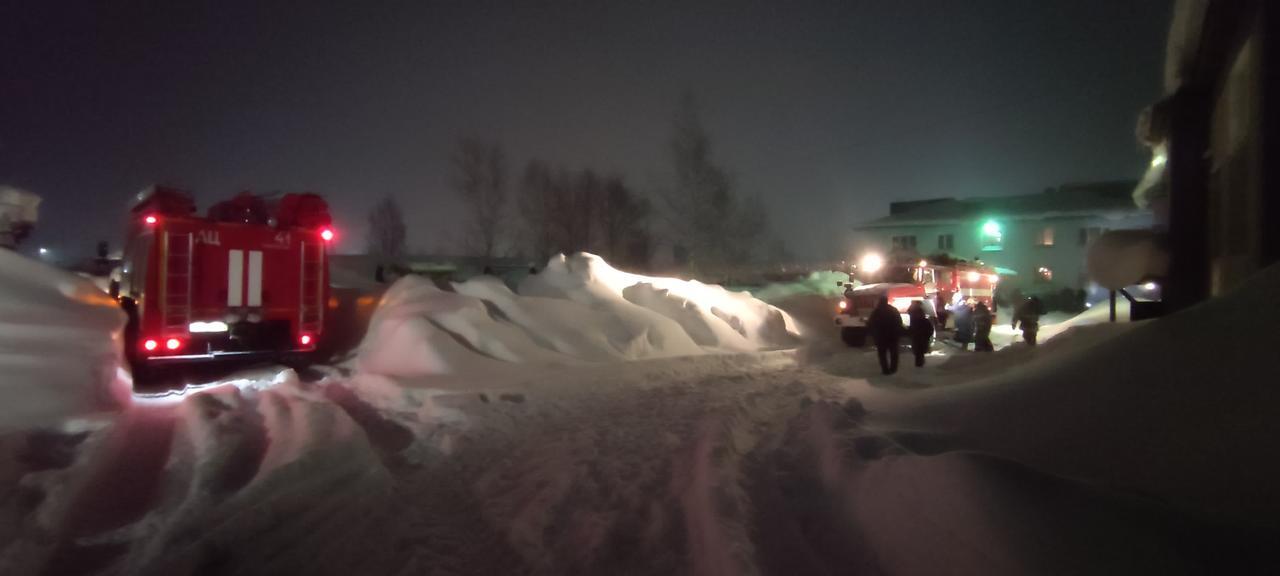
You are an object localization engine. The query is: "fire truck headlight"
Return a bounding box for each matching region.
[860,253,884,274]
[320,228,335,242]
[837,300,847,310]
[967,271,981,283]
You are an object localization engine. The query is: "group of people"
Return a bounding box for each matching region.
[864,295,1047,376]
[866,296,934,375]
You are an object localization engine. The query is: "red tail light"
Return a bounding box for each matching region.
[143,339,158,351]
[165,338,182,351]
[319,228,335,242]
[300,334,313,346]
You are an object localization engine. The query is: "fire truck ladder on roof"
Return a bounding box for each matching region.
[162,231,194,333]
[299,241,324,335]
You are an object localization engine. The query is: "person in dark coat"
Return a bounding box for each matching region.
[907,301,934,367]
[1019,296,1045,346]
[952,300,974,350]
[867,296,904,375]
[973,302,994,352]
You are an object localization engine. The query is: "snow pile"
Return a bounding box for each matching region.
[0,249,128,430]
[521,253,800,351]
[356,276,555,377]
[749,270,853,303]
[356,253,800,378]
[452,275,637,361]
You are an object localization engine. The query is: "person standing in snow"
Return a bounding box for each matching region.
[973,302,994,352]
[868,296,904,375]
[907,301,934,367]
[1019,296,1045,346]
[952,300,974,350]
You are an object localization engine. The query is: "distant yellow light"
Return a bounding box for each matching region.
[1151,153,1167,167]
[837,300,848,310]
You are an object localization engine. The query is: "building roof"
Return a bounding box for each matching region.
[856,181,1142,229]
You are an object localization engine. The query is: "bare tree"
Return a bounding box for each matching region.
[366,194,407,257]
[599,175,652,265]
[662,92,773,270]
[453,139,508,259]
[518,159,556,261]
[663,92,735,269]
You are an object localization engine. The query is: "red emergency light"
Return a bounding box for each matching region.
[299,334,313,346]
[320,227,335,242]
[165,338,182,351]
[144,214,158,226]
[143,339,158,351]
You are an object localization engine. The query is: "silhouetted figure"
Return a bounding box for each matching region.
[867,296,904,375]
[973,302,994,352]
[907,301,934,367]
[1016,296,1045,346]
[952,301,974,350]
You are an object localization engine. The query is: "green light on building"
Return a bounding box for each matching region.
[981,219,1003,251]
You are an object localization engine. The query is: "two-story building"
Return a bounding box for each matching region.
[850,181,1152,292]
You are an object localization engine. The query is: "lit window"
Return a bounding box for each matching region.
[1038,226,1054,246]
[1037,266,1053,283]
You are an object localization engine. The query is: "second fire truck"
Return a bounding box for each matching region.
[834,253,1000,347]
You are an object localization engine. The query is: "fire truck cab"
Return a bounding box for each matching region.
[115,187,334,374]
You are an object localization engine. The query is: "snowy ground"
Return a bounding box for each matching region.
[1,253,1277,575]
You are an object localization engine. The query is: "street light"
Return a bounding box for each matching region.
[38,247,48,256]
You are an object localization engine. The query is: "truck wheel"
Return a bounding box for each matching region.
[119,298,150,385]
[841,327,867,348]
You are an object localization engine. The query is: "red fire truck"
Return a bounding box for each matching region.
[114,187,335,375]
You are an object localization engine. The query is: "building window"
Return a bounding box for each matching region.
[1037,226,1054,246]
[937,234,954,251]
[1078,226,1103,246]
[1037,266,1053,283]
[891,235,917,250]
[980,219,1003,251]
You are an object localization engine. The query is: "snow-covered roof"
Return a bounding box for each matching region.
[856,181,1142,229]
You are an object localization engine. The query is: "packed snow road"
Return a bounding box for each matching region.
[3,252,1278,575]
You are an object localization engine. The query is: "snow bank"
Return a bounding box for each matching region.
[749,270,852,303]
[0,249,127,430]
[884,263,1280,525]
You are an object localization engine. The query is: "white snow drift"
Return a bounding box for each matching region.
[358,253,801,377]
[0,249,127,430]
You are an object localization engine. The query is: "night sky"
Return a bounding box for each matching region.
[1,0,1171,260]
